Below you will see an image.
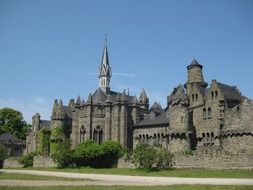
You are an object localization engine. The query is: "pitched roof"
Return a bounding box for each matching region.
[187,59,203,69]
[134,112,169,127]
[92,88,107,104]
[217,82,242,101]
[40,120,51,129]
[0,132,22,142]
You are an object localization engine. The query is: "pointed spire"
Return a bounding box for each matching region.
[187,59,203,70]
[132,96,139,104]
[76,95,81,105]
[139,88,149,104]
[99,38,112,78]
[87,93,92,104]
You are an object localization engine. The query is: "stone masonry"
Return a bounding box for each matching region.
[26,41,253,169]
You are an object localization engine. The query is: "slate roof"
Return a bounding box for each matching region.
[217,82,242,101]
[92,88,134,104]
[187,59,203,69]
[40,120,51,129]
[0,132,23,143]
[134,112,169,127]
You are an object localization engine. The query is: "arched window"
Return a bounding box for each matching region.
[215,91,218,98]
[93,126,103,145]
[181,116,184,123]
[203,108,207,119]
[80,125,86,143]
[211,91,214,99]
[207,133,210,142]
[192,94,195,102]
[211,132,214,142]
[195,94,198,101]
[208,107,212,119]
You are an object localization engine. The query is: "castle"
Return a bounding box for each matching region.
[26,41,253,168]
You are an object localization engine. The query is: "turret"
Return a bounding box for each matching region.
[32,113,40,132]
[185,59,207,87]
[51,99,66,120]
[99,38,112,94]
[139,89,149,111]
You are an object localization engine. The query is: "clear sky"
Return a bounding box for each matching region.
[0,0,253,123]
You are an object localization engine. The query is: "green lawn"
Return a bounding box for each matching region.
[0,186,253,190]
[14,167,253,178]
[0,173,89,181]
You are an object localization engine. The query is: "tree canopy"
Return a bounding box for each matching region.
[0,107,31,140]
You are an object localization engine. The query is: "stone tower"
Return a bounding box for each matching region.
[99,39,112,94]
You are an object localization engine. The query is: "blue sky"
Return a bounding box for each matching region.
[0,0,253,123]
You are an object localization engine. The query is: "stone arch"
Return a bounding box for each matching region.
[203,108,207,119]
[80,125,86,143]
[93,125,103,145]
[208,107,212,118]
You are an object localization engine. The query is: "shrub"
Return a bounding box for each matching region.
[18,151,37,167]
[156,146,173,169]
[99,141,124,167]
[51,139,75,168]
[131,144,157,169]
[131,144,174,170]
[0,144,8,168]
[74,140,102,167]
[74,140,124,168]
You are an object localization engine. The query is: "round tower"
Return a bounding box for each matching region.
[185,59,207,91]
[32,113,40,132]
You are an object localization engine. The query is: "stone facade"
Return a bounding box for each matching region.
[26,42,253,168]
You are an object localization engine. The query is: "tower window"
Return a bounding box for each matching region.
[203,108,207,120]
[215,91,218,97]
[208,107,212,119]
[211,91,214,99]
[195,94,198,101]
[192,94,195,102]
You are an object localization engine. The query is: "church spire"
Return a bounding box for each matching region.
[99,37,112,93]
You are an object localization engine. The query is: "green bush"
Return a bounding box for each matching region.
[131,144,174,170]
[100,141,124,167]
[156,146,173,169]
[131,144,157,169]
[18,151,37,167]
[74,140,124,168]
[0,144,8,168]
[51,139,75,168]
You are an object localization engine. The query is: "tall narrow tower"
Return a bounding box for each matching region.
[99,38,112,94]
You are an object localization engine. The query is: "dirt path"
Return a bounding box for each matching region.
[1,169,253,186]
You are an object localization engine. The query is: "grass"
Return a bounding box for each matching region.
[0,186,253,190]
[13,167,253,178]
[0,173,89,181]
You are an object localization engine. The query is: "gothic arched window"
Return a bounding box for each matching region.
[80,125,86,143]
[203,108,207,120]
[93,126,103,145]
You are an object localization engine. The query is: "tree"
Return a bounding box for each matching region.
[0,107,31,140]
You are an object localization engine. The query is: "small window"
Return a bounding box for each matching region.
[192,94,195,102]
[203,108,207,119]
[195,94,198,101]
[208,107,212,119]
[211,91,214,99]
[181,116,184,123]
[215,91,218,97]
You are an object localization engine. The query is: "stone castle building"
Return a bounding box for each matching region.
[26,41,253,168]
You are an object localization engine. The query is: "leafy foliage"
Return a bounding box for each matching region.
[37,128,51,156]
[131,144,174,170]
[50,126,65,156]
[131,144,157,169]
[51,139,75,168]
[74,140,124,168]
[0,107,31,140]
[18,151,37,167]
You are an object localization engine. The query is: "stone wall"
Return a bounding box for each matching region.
[222,135,253,154]
[33,155,57,167]
[174,148,253,169]
[3,157,24,168]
